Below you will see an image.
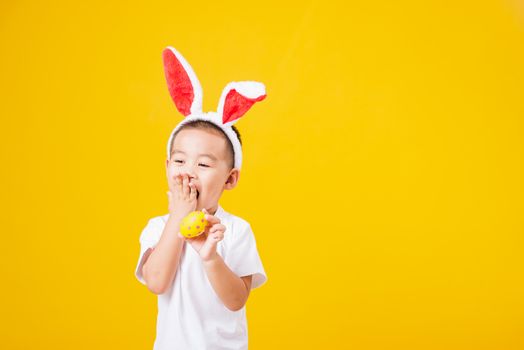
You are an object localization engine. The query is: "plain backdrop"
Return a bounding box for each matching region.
[1,1,523,349]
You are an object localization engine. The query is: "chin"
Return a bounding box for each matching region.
[197,200,217,213]
[196,200,205,211]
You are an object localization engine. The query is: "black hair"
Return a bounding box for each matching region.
[170,120,242,170]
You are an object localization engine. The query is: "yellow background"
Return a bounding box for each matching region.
[1,1,523,349]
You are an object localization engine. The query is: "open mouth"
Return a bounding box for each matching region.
[196,190,200,199]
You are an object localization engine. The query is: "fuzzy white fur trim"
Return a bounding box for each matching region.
[217,81,266,126]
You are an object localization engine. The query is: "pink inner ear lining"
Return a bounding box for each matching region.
[222,90,266,124]
[163,49,194,116]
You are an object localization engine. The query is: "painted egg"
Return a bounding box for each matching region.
[180,211,209,238]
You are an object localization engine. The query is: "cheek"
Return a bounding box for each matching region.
[201,173,224,193]
[167,163,178,177]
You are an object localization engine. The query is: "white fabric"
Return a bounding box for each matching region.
[135,204,267,350]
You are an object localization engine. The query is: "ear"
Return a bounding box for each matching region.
[165,158,170,176]
[162,46,203,116]
[217,82,266,125]
[224,168,240,190]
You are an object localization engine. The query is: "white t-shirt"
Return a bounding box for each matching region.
[135,204,267,350]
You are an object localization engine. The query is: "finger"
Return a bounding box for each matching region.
[211,232,224,241]
[189,182,197,200]
[209,224,226,234]
[174,174,182,193]
[182,174,189,197]
[204,214,221,225]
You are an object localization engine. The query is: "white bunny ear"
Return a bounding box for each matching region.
[162,46,203,116]
[217,81,266,125]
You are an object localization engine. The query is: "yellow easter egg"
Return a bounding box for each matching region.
[180,211,208,238]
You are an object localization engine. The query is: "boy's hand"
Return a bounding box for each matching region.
[178,208,226,261]
[167,173,197,218]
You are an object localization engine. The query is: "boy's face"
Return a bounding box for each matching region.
[166,128,239,213]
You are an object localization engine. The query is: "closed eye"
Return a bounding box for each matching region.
[174,160,209,168]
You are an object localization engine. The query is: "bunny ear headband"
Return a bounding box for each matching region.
[163,46,266,171]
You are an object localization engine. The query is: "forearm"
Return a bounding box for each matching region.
[203,254,249,311]
[143,213,185,294]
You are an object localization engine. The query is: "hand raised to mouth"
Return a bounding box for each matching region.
[167,173,198,217]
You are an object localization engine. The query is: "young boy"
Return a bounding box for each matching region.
[135,46,268,350]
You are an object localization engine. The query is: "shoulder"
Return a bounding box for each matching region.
[147,214,169,227]
[219,207,253,241]
[139,214,167,243]
[219,207,250,228]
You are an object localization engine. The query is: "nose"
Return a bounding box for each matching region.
[178,168,197,180]
[174,161,198,180]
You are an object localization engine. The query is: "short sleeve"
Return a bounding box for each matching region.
[224,222,268,290]
[134,217,164,285]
